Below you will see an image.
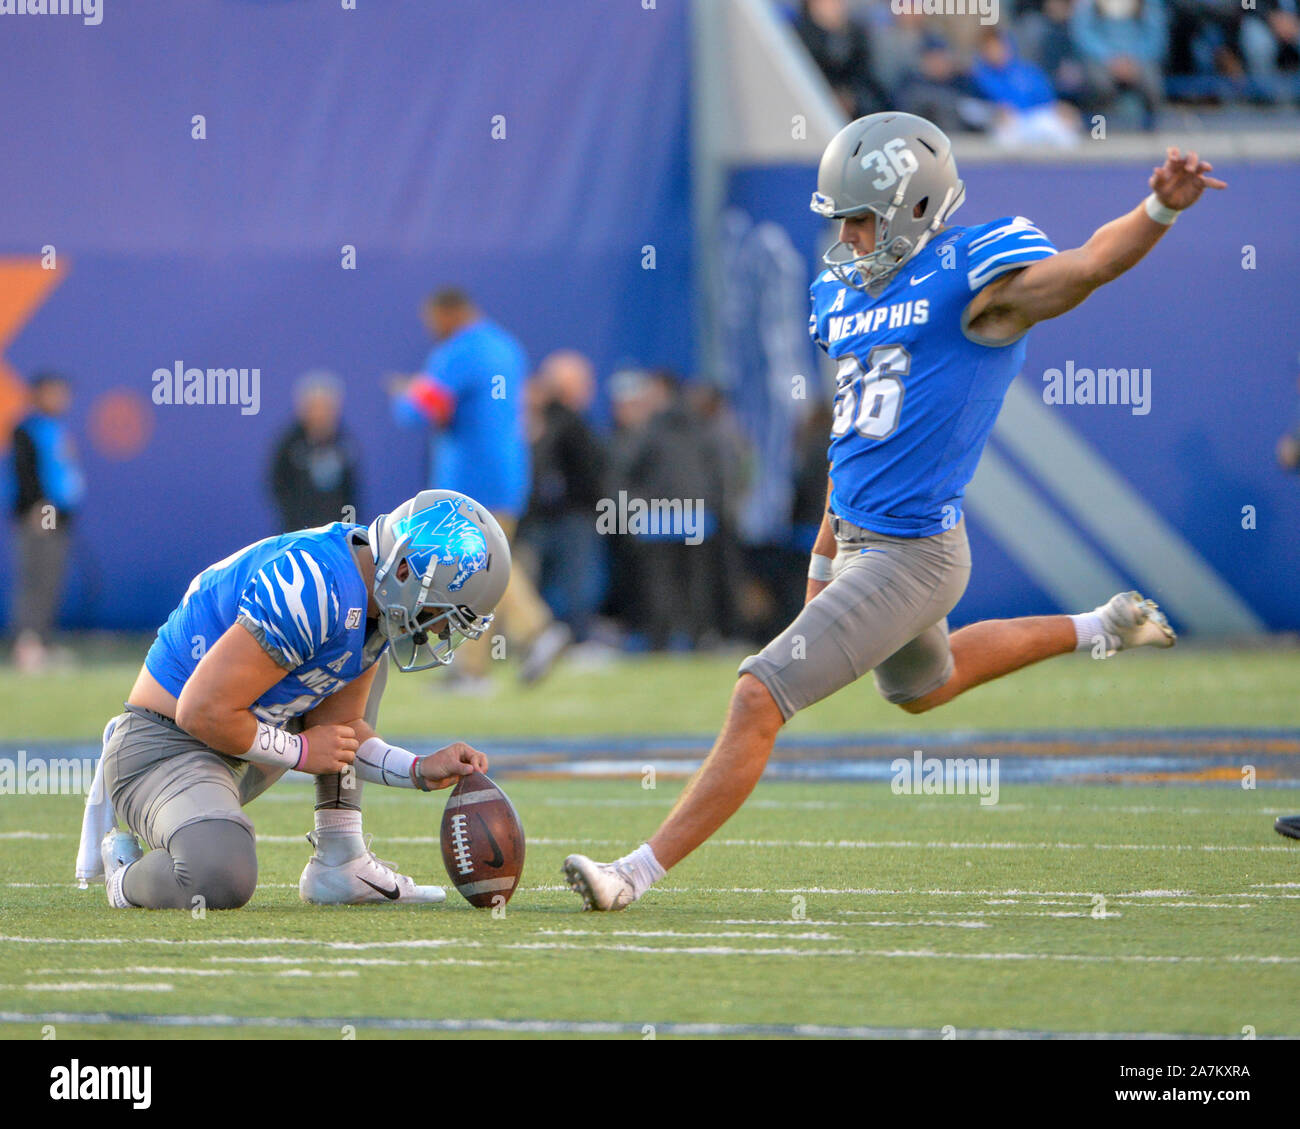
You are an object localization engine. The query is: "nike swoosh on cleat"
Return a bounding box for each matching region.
[358,876,401,900]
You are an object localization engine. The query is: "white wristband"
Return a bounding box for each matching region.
[244,722,306,770]
[354,736,428,790]
[808,553,834,582]
[1144,193,1180,226]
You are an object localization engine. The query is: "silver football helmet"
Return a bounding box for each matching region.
[810,112,965,291]
[367,490,511,672]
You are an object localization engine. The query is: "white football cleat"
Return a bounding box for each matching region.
[100,828,142,908]
[299,833,446,905]
[563,853,639,912]
[1095,591,1176,656]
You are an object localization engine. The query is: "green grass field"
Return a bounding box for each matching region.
[1,647,1298,1039]
[2,643,1297,740]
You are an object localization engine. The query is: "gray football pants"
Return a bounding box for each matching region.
[103,656,391,909]
[739,520,971,720]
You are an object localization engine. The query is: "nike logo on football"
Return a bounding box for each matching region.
[478,816,505,868]
[910,272,936,286]
[358,876,401,900]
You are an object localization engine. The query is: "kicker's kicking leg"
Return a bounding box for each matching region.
[564,674,783,911]
[899,591,1175,715]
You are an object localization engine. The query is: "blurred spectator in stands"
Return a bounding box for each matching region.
[268,370,359,531]
[1016,0,1096,110]
[1071,0,1167,128]
[895,30,989,133]
[794,0,890,118]
[1242,0,1300,103]
[865,6,925,94]
[971,28,1084,144]
[7,371,83,673]
[389,287,569,688]
[519,351,608,643]
[1165,0,1258,100]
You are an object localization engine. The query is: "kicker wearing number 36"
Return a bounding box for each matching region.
[565,116,1222,911]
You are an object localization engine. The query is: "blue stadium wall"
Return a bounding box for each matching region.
[729,161,1300,633]
[1,0,1295,635]
[0,0,694,631]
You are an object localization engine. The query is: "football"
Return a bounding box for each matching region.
[439,772,526,907]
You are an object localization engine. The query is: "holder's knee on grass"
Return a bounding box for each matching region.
[124,820,258,910]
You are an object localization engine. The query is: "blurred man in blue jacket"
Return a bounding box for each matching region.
[390,289,569,688]
[8,371,85,673]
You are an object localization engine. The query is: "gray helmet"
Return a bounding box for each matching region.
[810,112,965,290]
[367,489,511,672]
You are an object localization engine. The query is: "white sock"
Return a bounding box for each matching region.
[615,843,666,899]
[313,809,364,864]
[1068,611,1115,654]
[107,865,133,908]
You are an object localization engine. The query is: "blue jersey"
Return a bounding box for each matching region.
[422,319,530,517]
[810,216,1057,537]
[145,523,387,726]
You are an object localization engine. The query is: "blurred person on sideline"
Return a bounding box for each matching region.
[268,370,360,531]
[617,370,719,652]
[603,367,657,643]
[686,382,751,644]
[7,371,84,673]
[389,288,569,688]
[519,351,608,644]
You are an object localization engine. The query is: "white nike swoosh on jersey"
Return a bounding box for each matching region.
[910,272,936,286]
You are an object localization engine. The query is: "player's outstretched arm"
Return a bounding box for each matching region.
[966,148,1227,343]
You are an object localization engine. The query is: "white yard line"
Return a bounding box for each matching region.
[1,982,174,992]
[249,834,1295,851]
[1,1010,1270,1038]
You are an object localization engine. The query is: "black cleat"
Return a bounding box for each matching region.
[1274,815,1300,841]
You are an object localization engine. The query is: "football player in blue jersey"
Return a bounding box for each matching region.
[89,489,511,910]
[565,112,1225,910]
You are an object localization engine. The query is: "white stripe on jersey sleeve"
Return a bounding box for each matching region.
[967,216,1048,253]
[966,217,1057,291]
[300,550,331,647]
[967,243,1055,288]
[967,216,1058,292]
[240,548,333,669]
[968,245,1057,291]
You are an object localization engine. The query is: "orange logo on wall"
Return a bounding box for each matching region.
[0,258,65,454]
